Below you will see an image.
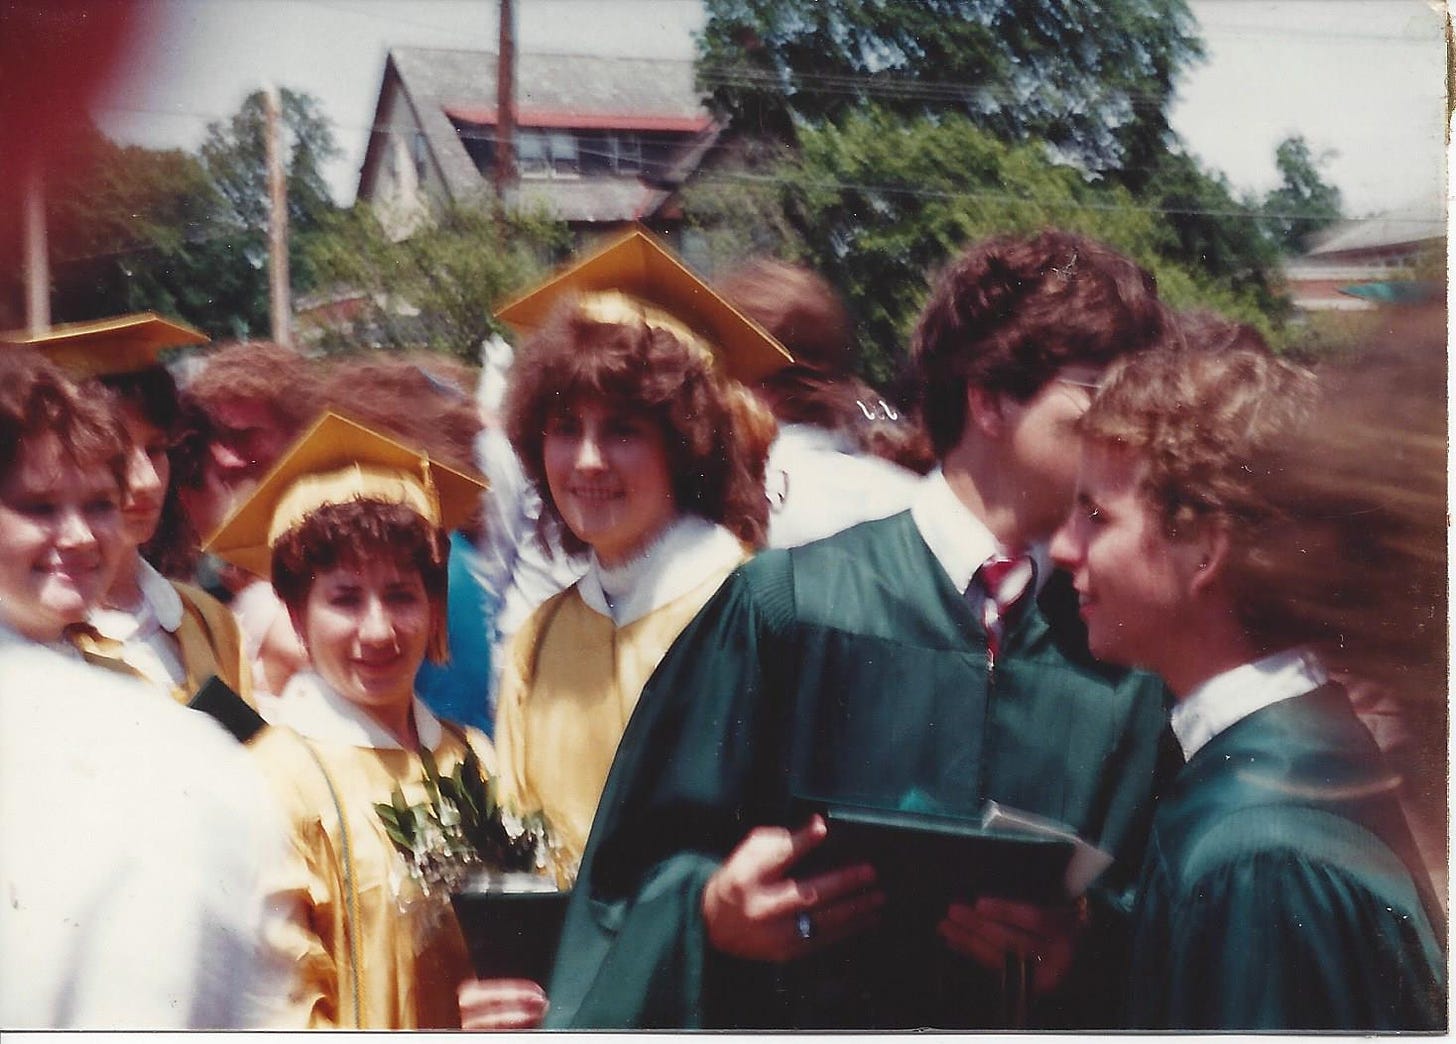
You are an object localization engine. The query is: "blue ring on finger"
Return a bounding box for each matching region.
[795,911,814,941]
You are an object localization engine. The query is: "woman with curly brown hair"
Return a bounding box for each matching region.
[490,231,786,876]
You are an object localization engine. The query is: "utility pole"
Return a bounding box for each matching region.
[264,84,293,347]
[493,0,516,210]
[23,158,49,334]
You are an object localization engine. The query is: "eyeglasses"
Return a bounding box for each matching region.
[1054,371,1103,392]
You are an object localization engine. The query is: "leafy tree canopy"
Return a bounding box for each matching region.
[684,107,1274,385]
[40,89,340,339]
[1263,134,1343,253]
[697,0,1203,174]
[304,203,569,361]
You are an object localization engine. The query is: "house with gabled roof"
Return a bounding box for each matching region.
[356,46,722,241]
[1281,199,1445,312]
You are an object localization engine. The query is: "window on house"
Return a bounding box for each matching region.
[413,132,429,181]
[549,131,580,178]
[612,132,643,175]
[515,128,581,179]
[516,129,548,177]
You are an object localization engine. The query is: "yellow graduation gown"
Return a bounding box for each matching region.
[250,673,496,1029]
[494,520,748,868]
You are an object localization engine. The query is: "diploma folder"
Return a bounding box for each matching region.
[792,799,1081,919]
[451,879,572,984]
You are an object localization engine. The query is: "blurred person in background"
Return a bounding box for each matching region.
[492,231,780,879]
[1050,339,1445,1030]
[717,258,927,548]
[5,314,251,703]
[184,340,329,692]
[0,350,296,1028]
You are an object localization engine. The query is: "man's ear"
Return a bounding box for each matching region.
[1189,523,1232,597]
[965,384,1006,439]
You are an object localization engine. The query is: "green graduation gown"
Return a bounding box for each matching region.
[546,511,1172,1029]
[1127,684,1446,1030]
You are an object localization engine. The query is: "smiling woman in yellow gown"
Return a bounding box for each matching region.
[490,231,787,872]
[207,413,541,1029]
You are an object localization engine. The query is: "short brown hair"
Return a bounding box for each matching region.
[0,351,128,490]
[271,498,450,662]
[317,352,483,475]
[1080,345,1318,642]
[187,340,324,441]
[505,305,771,554]
[1170,309,1271,355]
[718,258,852,376]
[910,229,1167,455]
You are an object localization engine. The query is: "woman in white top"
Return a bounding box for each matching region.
[0,351,293,1029]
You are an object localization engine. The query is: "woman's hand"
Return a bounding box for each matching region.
[938,897,1085,995]
[702,815,884,962]
[457,978,548,1030]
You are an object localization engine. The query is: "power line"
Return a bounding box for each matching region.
[75,106,1396,227]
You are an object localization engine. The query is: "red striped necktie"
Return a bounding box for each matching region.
[973,554,1035,664]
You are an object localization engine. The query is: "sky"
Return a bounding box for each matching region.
[95,0,1449,218]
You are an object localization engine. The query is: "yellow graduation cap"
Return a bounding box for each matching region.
[204,412,487,581]
[496,227,794,384]
[1,312,208,379]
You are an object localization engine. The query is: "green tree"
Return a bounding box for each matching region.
[38,90,341,339]
[1263,134,1343,253]
[1138,148,1285,318]
[304,203,570,361]
[195,87,341,335]
[685,107,1275,383]
[41,124,234,327]
[696,0,1203,175]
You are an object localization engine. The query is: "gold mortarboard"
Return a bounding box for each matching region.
[205,412,487,580]
[1,312,208,379]
[495,227,794,384]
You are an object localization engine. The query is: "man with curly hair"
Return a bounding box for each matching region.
[548,230,1176,1029]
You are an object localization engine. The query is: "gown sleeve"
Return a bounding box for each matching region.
[249,728,347,1028]
[1153,807,1446,1031]
[545,558,798,1029]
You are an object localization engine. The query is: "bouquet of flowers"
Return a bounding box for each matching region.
[376,745,577,981]
[375,743,573,902]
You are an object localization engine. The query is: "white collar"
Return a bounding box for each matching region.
[577,515,744,627]
[773,422,859,456]
[1170,647,1329,761]
[910,469,1051,595]
[136,559,184,631]
[89,559,184,640]
[267,670,445,751]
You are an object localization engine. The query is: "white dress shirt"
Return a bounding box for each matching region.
[88,558,187,692]
[267,669,445,752]
[577,515,747,628]
[909,468,1052,610]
